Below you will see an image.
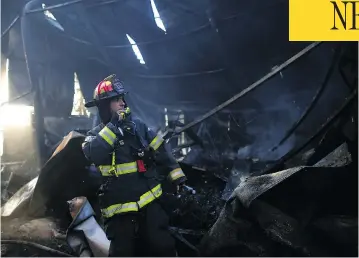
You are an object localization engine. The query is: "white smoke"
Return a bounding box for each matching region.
[239,91,308,161]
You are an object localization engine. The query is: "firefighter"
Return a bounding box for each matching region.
[82,74,187,257]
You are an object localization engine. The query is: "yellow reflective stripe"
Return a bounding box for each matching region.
[112,152,116,166]
[98,126,116,146]
[101,184,162,218]
[169,168,185,181]
[149,134,164,151]
[138,184,162,208]
[98,165,113,176]
[116,162,137,175]
[101,202,138,218]
[98,162,138,176]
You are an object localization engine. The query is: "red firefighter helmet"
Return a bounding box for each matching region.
[84,74,128,108]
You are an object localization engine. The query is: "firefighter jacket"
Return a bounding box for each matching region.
[82,115,187,220]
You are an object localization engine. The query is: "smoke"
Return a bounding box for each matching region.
[220,92,307,200]
[238,91,309,161]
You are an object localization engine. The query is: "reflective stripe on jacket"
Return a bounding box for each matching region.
[101,184,162,218]
[82,116,186,219]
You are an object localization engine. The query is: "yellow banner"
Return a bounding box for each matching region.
[289,0,359,41]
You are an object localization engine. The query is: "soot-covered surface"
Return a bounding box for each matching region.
[199,143,358,257]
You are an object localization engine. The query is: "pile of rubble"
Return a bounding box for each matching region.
[1,123,357,256]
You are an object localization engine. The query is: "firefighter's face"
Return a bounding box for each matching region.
[110,96,126,112]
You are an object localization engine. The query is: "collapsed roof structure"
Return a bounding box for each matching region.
[1,0,358,256]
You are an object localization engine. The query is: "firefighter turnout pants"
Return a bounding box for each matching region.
[105,201,176,257]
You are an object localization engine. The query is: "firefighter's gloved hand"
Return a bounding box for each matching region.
[142,147,156,168]
[177,184,196,195]
[117,110,126,122]
[176,182,186,194]
[110,110,125,125]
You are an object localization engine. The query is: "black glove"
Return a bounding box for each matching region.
[143,147,156,167]
[176,183,184,194]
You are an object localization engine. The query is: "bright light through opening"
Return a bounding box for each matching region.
[42,3,64,31]
[72,73,89,116]
[0,105,34,127]
[126,34,146,65]
[0,58,33,128]
[42,3,57,20]
[0,59,9,105]
[150,0,166,32]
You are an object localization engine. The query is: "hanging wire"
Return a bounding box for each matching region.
[1,0,118,38]
[84,0,121,8]
[270,43,343,151]
[25,0,84,14]
[98,23,210,49]
[173,42,323,136]
[1,0,285,45]
[162,0,207,19]
[1,15,20,38]
[255,89,357,176]
[1,0,286,55]
[134,68,225,79]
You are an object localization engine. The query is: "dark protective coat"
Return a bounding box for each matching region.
[82,115,186,218]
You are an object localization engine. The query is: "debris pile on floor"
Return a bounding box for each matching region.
[1,84,357,257]
[199,143,357,257]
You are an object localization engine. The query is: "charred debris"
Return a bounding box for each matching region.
[1,0,358,256]
[1,42,357,256]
